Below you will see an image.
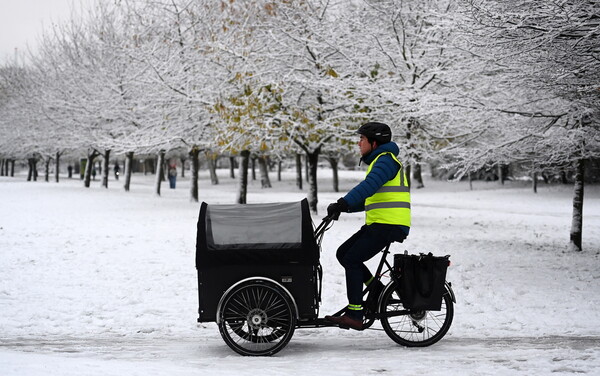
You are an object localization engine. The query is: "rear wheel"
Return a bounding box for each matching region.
[379,281,453,347]
[218,280,296,356]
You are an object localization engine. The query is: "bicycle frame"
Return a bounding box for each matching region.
[299,217,413,329]
[328,241,425,320]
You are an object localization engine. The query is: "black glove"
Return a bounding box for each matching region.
[327,198,349,220]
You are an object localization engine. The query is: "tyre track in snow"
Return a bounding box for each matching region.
[1,335,599,355]
[1,335,599,375]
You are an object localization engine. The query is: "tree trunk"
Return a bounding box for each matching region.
[124,151,134,192]
[27,158,38,181]
[295,153,303,190]
[113,161,119,180]
[327,157,339,193]
[155,150,165,196]
[44,158,51,182]
[277,160,282,182]
[162,157,168,182]
[180,157,186,178]
[541,172,549,184]
[413,163,424,189]
[306,150,320,213]
[154,156,163,179]
[257,156,272,188]
[237,150,250,204]
[27,159,32,181]
[10,159,15,177]
[251,156,256,181]
[0,159,4,176]
[498,164,510,185]
[189,147,200,202]
[560,170,568,184]
[206,152,219,185]
[229,156,236,179]
[569,159,585,251]
[305,155,309,183]
[55,152,61,183]
[405,164,412,189]
[84,150,100,188]
[101,150,110,188]
[532,172,538,194]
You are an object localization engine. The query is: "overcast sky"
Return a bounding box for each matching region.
[0,0,78,62]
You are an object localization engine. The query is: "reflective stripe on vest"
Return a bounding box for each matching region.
[364,152,411,226]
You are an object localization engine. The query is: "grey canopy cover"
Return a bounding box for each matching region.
[196,199,319,267]
[206,201,302,250]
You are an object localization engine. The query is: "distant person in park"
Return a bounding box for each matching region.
[325,122,411,330]
[67,165,73,179]
[114,163,120,180]
[168,164,177,189]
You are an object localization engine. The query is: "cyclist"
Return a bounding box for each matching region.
[325,122,411,330]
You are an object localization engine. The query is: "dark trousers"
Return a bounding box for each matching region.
[336,224,398,309]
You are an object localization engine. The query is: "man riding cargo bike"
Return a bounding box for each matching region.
[325,122,411,330]
[195,122,455,356]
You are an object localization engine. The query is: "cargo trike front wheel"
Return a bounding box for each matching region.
[217,279,297,356]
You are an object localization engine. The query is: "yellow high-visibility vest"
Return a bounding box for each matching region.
[364,152,411,226]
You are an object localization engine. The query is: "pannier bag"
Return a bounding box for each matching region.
[394,252,450,311]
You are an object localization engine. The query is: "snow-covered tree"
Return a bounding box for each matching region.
[122,0,229,201]
[336,0,471,183]
[452,0,600,251]
[202,0,296,203]
[0,60,77,183]
[252,0,364,212]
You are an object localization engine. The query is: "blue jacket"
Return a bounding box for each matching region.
[343,142,401,212]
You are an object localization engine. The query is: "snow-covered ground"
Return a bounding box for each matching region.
[1,169,599,375]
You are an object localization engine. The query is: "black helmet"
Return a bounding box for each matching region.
[356,122,392,144]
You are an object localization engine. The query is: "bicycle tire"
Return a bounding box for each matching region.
[379,280,453,347]
[217,280,296,356]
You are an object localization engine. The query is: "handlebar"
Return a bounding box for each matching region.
[314,216,335,246]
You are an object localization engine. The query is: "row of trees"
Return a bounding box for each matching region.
[0,0,598,251]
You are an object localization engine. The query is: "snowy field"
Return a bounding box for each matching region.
[1,169,600,375]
